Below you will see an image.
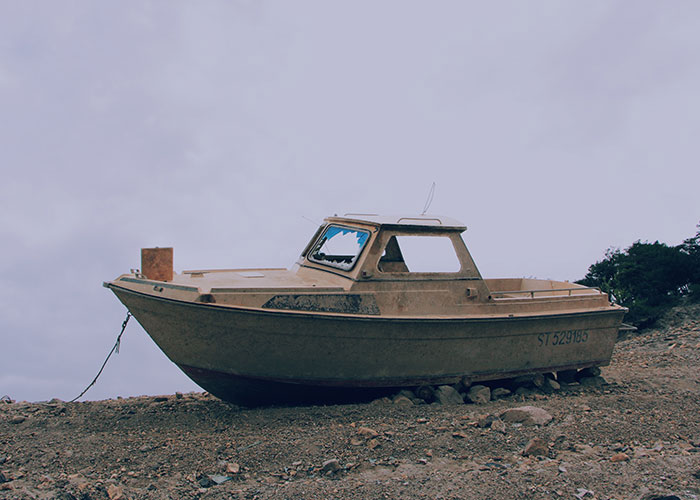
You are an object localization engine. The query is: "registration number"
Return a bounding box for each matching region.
[537,329,588,346]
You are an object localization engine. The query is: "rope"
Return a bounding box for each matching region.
[70,311,132,402]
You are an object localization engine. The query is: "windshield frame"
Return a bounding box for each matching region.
[307,224,371,272]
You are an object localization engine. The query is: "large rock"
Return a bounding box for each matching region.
[434,385,464,405]
[500,406,553,426]
[466,385,491,404]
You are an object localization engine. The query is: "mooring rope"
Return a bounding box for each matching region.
[70,311,132,402]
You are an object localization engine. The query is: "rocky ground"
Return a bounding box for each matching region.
[2,303,699,500]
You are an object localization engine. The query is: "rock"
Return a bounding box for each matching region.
[435,385,464,405]
[531,374,546,388]
[579,376,606,387]
[0,472,7,484]
[466,385,490,404]
[610,452,630,462]
[514,387,534,397]
[392,395,414,407]
[415,385,435,403]
[10,416,26,424]
[523,437,549,457]
[544,377,561,391]
[396,389,417,401]
[321,459,341,474]
[491,387,511,399]
[578,366,601,379]
[512,375,535,388]
[557,369,578,384]
[225,462,240,474]
[175,392,183,399]
[574,488,594,499]
[107,484,126,500]
[458,376,472,391]
[209,475,231,485]
[0,456,6,465]
[500,406,553,426]
[153,396,168,402]
[490,418,507,433]
[357,426,379,438]
[198,476,215,488]
[367,438,380,450]
[639,496,681,500]
[573,443,596,456]
[477,414,496,428]
[370,397,392,405]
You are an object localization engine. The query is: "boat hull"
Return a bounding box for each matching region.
[109,285,625,405]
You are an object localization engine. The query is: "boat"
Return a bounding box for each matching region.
[105,214,627,405]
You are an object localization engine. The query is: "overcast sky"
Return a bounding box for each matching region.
[2,2,699,402]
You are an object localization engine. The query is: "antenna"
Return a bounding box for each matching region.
[301,215,322,226]
[421,182,436,215]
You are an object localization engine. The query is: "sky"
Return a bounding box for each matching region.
[1,1,699,402]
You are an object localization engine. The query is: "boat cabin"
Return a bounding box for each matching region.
[300,214,480,277]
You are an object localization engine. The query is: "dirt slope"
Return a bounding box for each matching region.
[2,304,699,500]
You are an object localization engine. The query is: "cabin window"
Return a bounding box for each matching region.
[308,225,370,271]
[378,235,461,273]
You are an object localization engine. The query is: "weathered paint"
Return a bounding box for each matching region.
[262,294,381,315]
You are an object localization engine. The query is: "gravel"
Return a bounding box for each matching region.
[1,303,699,499]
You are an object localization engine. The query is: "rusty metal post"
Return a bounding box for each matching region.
[141,247,173,281]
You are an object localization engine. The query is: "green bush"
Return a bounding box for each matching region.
[577,223,700,328]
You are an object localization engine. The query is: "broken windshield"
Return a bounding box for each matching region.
[308,225,370,271]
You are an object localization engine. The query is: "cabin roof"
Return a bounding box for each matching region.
[325,214,467,231]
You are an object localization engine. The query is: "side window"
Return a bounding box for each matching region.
[308,225,370,271]
[378,235,461,273]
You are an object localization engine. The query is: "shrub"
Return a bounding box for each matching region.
[577,223,700,328]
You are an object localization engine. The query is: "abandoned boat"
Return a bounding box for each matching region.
[105,214,626,405]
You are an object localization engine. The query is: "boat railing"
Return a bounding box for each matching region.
[490,286,604,299]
